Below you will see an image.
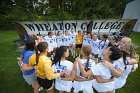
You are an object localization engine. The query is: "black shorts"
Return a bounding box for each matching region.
[76,44,82,48]
[37,77,54,90]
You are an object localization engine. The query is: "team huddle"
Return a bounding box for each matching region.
[18,29,139,93]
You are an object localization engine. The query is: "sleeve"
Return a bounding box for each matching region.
[119,61,125,71]
[115,58,125,71]
[29,54,36,66]
[52,64,57,73]
[44,62,60,80]
[23,53,30,64]
[91,64,101,76]
[21,49,26,57]
[69,62,74,71]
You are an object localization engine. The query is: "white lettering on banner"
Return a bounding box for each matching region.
[16,19,134,36]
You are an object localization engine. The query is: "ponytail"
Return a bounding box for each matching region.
[35,45,39,65]
[85,56,90,71]
[122,51,129,69]
[58,60,61,67]
[53,56,61,67]
[34,42,48,65]
[126,44,139,63]
[52,48,61,66]
[129,45,139,62]
[81,45,92,71]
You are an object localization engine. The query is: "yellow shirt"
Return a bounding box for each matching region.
[29,54,60,80]
[76,34,83,44]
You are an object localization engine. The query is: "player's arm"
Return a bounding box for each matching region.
[44,62,67,80]
[128,58,139,65]
[22,54,35,71]
[76,57,93,77]
[95,75,114,83]
[74,76,94,81]
[102,60,123,78]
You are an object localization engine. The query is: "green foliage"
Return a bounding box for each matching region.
[0,0,125,30]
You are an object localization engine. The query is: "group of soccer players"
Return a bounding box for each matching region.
[18,29,139,93]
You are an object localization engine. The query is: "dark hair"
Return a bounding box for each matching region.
[102,34,108,39]
[109,46,122,61]
[110,35,119,42]
[119,32,125,37]
[35,42,48,65]
[25,38,35,51]
[87,32,91,35]
[78,30,81,33]
[53,46,68,66]
[83,31,87,33]
[121,50,129,69]
[57,31,60,36]
[48,31,52,36]
[87,33,92,38]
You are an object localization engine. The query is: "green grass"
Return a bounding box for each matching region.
[0,31,140,93]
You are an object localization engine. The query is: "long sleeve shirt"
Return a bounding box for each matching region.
[29,54,60,80]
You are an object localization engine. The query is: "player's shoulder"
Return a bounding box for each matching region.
[65,60,73,65]
[89,59,96,65]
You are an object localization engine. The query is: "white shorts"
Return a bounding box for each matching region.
[92,79,114,92]
[55,79,73,92]
[73,81,94,93]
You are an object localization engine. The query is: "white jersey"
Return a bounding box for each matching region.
[92,63,114,92]
[87,38,92,46]
[63,35,71,46]
[98,40,109,57]
[56,36,64,47]
[44,36,53,52]
[52,35,57,48]
[83,35,89,45]
[53,60,73,92]
[91,39,100,55]
[114,57,133,89]
[113,58,125,72]
[69,33,76,44]
[73,59,95,93]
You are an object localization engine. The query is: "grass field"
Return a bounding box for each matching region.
[0,31,140,93]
